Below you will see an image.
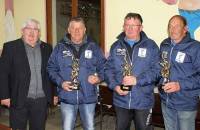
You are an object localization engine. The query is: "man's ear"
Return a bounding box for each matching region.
[184,26,188,33]
[140,25,143,31]
[84,27,86,34]
[67,28,70,34]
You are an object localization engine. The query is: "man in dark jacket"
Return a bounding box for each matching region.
[159,15,200,130]
[0,18,57,130]
[47,17,106,130]
[135,15,200,130]
[105,13,160,130]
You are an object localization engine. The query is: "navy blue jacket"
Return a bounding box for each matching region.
[47,35,106,104]
[105,31,160,109]
[159,33,200,111]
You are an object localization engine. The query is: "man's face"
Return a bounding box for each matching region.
[68,21,86,44]
[21,22,40,46]
[123,18,142,40]
[168,17,187,43]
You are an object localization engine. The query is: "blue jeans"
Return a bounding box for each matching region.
[161,102,197,130]
[60,102,96,130]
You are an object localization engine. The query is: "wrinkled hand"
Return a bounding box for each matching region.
[163,82,180,93]
[122,76,136,86]
[1,98,10,107]
[88,74,100,85]
[62,81,73,91]
[115,86,129,96]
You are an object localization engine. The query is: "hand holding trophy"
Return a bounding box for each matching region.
[120,52,133,91]
[160,52,170,86]
[71,55,80,90]
[88,72,100,85]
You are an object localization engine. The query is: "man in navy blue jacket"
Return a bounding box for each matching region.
[158,15,200,130]
[135,15,200,130]
[105,13,160,130]
[47,17,106,130]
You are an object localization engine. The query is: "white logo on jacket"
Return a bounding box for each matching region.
[62,50,72,57]
[175,51,185,63]
[116,48,126,55]
[85,50,92,59]
[138,48,147,57]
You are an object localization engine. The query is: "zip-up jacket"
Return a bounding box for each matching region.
[47,35,106,104]
[159,33,200,111]
[105,31,160,109]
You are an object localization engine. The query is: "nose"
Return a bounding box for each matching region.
[75,28,80,33]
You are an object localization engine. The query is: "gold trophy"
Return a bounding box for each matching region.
[71,56,80,90]
[160,52,170,85]
[120,52,133,91]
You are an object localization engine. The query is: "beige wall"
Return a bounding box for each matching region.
[0,0,5,50]
[105,0,178,52]
[1,1,199,52]
[0,0,46,50]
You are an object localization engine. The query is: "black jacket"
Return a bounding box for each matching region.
[0,38,55,107]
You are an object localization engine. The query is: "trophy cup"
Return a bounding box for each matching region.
[120,52,133,91]
[71,56,80,90]
[160,52,170,86]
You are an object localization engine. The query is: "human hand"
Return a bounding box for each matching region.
[1,98,10,107]
[114,86,129,96]
[162,82,180,93]
[62,81,73,91]
[88,74,100,85]
[122,76,136,86]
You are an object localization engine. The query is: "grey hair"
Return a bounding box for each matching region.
[68,16,86,28]
[21,18,41,30]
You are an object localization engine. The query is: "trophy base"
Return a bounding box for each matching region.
[71,83,80,90]
[120,85,132,91]
[158,80,168,92]
[157,84,164,92]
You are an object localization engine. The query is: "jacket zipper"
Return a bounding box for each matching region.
[166,45,174,105]
[75,44,91,104]
[77,90,79,104]
[121,42,135,109]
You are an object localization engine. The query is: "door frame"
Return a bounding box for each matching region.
[46,0,105,51]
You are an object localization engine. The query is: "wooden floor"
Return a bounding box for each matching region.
[0,123,11,130]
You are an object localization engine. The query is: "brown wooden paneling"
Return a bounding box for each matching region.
[72,0,78,17]
[46,0,105,51]
[46,0,52,44]
[100,0,105,51]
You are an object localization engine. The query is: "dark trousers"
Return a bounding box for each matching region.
[10,97,48,130]
[115,106,153,130]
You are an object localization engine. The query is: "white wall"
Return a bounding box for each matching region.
[105,0,178,52]
[0,0,5,50]
[0,0,46,51]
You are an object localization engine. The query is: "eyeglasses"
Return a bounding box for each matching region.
[24,27,39,32]
[124,24,142,28]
